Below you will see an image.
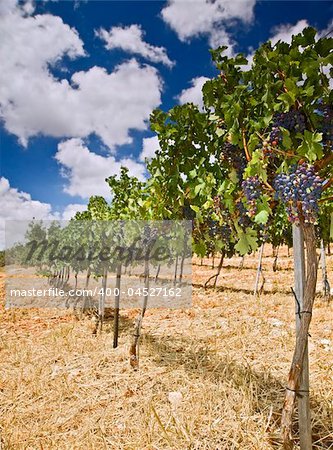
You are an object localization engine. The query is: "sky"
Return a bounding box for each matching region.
[0,0,332,240]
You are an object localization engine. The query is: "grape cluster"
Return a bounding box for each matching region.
[219,142,247,180]
[274,163,322,223]
[236,201,252,228]
[273,111,306,132]
[207,219,232,242]
[319,105,333,146]
[268,127,282,146]
[242,176,262,216]
[182,203,196,220]
[268,111,306,147]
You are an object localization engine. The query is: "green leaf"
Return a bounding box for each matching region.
[281,129,292,148]
[216,127,224,137]
[193,240,207,257]
[254,210,269,224]
[235,229,258,255]
[277,92,296,108]
[190,205,200,213]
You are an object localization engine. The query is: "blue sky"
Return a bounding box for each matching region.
[0,0,332,226]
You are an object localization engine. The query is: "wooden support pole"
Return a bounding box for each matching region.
[173,256,178,286]
[113,264,122,349]
[288,225,312,449]
[155,264,161,283]
[254,243,264,296]
[130,257,149,369]
[97,268,107,333]
[320,240,330,299]
[293,224,312,449]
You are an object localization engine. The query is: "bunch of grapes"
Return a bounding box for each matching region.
[242,176,263,216]
[268,127,282,147]
[219,142,247,179]
[220,224,232,241]
[236,201,252,228]
[207,218,218,238]
[207,219,232,243]
[319,105,333,147]
[182,203,196,220]
[268,110,306,146]
[273,111,306,132]
[274,163,322,223]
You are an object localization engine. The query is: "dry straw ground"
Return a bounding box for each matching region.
[0,246,332,449]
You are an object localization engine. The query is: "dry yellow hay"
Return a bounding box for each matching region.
[0,246,332,449]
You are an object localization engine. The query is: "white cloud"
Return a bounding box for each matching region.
[0,177,59,248]
[55,138,147,199]
[97,24,174,68]
[0,6,162,149]
[241,20,309,71]
[269,20,309,46]
[0,0,17,15]
[178,76,209,109]
[161,0,256,52]
[139,136,161,161]
[0,177,57,221]
[208,28,236,56]
[241,20,332,73]
[62,203,87,220]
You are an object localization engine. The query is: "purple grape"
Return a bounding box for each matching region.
[273,111,306,133]
[242,176,263,216]
[274,163,322,223]
[220,142,247,180]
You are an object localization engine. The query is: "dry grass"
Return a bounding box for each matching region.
[0,246,332,449]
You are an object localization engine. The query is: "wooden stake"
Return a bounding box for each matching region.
[96,268,107,333]
[281,224,315,450]
[179,231,188,284]
[293,224,311,450]
[130,258,149,369]
[173,256,179,285]
[113,264,122,349]
[320,240,331,300]
[254,244,265,296]
[155,264,161,283]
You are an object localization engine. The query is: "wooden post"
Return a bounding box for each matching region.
[281,224,317,449]
[97,268,107,332]
[320,240,330,299]
[155,264,161,283]
[173,256,178,285]
[254,243,264,296]
[179,230,188,284]
[292,224,312,450]
[113,264,122,348]
[129,257,149,369]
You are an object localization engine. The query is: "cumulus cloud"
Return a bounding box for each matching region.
[161,0,256,52]
[139,135,161,161]
[62,203,87,220]
[0,6,162,149]
[268,19,309,46]
[0,177,56,222]
[55,138,147,199]
[0,177,59,248]
[97,24,174,68]
[178,76,209,109]
[0,178,88,248]
[242,20,332,73]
